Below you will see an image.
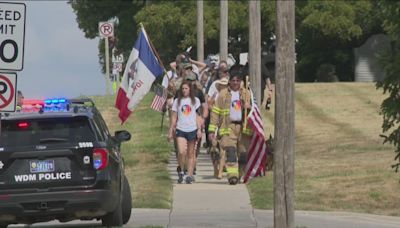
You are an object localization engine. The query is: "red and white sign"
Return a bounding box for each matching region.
[0,72,17,112]
[98,22,114,38]
[113,63,123,73]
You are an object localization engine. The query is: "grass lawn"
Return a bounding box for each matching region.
[91,82,399,216]
[248,82,400,216]
[92,94,173,209]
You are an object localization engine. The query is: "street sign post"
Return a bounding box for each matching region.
[0,2,26,71]
[98,22,114,95]
[0,72,17,112]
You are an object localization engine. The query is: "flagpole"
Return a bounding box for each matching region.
[243,75,250,129]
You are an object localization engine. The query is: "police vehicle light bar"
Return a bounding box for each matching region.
[22,98,68,112]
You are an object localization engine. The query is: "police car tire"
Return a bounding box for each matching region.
[122,176,132,224]
[101,198,123,227]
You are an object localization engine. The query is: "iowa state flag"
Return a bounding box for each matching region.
[115,27,163,123]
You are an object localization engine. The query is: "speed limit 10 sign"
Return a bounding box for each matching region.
[0,2,26,71]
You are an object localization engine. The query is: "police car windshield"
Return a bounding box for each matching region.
[0,116,96,147]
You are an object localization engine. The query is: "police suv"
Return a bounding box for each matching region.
[0,98,132,227]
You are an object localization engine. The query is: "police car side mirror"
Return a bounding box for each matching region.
[114,130,131,142]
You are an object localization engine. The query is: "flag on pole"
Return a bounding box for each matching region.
[243,91,268,183]
[115,26,163,123]
[150,85,167,112]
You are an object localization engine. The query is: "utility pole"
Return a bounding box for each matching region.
[249,0,262,104]
[197,0,204,62]
[219,0,228,62]
[274,1,295,228]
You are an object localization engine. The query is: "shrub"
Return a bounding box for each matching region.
[315,64,339,82]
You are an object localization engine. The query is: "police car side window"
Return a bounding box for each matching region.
[91,117,106,141]
[95,113,111,138]
[92,113,110,141]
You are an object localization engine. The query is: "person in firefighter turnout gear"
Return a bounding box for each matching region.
[208,66,252,185]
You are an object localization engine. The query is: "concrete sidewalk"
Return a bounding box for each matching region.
[10,150,400,227]
[10,151,400,228]
[129,149,400,228]
[167,150,256,228]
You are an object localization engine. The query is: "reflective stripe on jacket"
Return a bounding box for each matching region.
[209,87,253,136]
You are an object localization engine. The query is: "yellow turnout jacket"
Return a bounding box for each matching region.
[209,87,252,137]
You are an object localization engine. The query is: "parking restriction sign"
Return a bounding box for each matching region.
[0,72,17,112]
[99,22,114,38]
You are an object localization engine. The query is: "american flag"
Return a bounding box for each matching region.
[243,92,268,183]
[150,85,167,112]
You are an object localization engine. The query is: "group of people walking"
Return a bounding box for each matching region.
[166,52,268,185]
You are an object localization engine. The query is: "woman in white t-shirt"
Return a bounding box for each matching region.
[168,81,201,184]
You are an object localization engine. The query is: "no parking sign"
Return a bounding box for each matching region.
[0,72,17,112]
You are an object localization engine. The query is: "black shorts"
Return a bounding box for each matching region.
[176,129,197,141]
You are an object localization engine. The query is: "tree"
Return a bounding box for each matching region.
[295,0,383,82]
[69,1,276,70]
[70,1,387,85]
[376,1,400,172]
[69,0,146,72]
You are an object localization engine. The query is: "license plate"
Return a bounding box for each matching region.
[30,160,55,173]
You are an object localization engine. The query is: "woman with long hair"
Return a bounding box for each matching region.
[168,81,202,184]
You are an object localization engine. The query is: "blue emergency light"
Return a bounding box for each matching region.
[45,98,67,105]
[43,98,68,112]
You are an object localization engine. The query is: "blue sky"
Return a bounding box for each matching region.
[17,1,106,98]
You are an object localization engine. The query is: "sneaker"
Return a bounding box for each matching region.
[177,172,184,184]
[185,176,193,184]
[228,176,239,185]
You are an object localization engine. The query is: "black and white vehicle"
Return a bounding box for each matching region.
[0,98,132,227]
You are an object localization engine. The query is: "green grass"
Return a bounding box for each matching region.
[248,174,274,209]
[92,93,173,209]
[90,82,400,216]
[248,82,400,216]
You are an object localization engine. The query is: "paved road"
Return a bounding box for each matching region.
[9,150,400,228]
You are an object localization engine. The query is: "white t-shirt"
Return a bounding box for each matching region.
[207,80,219,100]
[230,90,242,122]
[172,97,201,132]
